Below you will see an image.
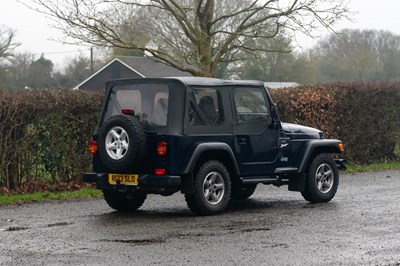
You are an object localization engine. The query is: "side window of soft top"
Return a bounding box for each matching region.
[188,88,224,126]
[233,87,270,123]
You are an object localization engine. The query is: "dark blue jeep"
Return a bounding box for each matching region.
[83,77,346,215]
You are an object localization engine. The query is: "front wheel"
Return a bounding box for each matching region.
[301,154,339,203]
[185,160,231,215]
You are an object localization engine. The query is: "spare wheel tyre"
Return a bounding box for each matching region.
[98,115,146,172]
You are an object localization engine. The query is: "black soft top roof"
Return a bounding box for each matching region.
[166,77,265,87]
[106,77,265,88]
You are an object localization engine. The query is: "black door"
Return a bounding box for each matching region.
[232,87,278,176]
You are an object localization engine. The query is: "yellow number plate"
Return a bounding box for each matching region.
[108,174,138,185]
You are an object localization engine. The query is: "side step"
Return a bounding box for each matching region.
[240,176,283,185]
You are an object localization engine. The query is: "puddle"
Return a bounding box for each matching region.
[242,227,271,233]
[5,226,30,232]
[101,238,165,245]
[0,222,72,232]
[46,222,71,228]
[270,243,289,248]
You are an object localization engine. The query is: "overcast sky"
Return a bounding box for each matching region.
[1,0,400,68]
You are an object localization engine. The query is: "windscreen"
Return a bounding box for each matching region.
[102,83,170,127]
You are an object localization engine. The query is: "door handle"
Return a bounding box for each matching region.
[238,138,247,145]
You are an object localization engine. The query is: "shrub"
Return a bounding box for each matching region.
[0,89,103,191]
[331,82,400,163]
[271,82,400,164]
[270,86,339,139]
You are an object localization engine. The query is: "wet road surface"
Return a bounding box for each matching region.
[1,170,400,265]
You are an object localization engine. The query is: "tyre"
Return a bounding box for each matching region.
[185,160,231,215]
[98,115,146,172]
[301,153,339,203]
[103,190,147,212]
[231,183,257,200]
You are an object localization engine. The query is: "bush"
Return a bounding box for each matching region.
[270,86,339,139]
[0,89,103,191]
[332,82,400,163]
[271,82,400,164]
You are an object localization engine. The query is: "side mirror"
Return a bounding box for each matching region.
[271,103,278,118]
[270,104,280,129]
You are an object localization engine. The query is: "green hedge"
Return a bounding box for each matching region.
[271,82,400,163]
[1,82,399,192]
[0,89,102,191]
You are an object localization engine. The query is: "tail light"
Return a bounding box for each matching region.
[157,141,167,157]
[88,140,98,155]
[121,109,135,115]
[155,169,166,175]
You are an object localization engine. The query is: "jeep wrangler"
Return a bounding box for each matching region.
[83,77,346,215]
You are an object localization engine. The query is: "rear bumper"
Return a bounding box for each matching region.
[82,172,181,189]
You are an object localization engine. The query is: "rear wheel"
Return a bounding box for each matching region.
[103,190,147,212]
[302,154,339,203]
[185,160,231,215]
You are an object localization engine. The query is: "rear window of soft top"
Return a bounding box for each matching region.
[102,83,169,127]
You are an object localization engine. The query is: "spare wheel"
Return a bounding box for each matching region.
[98,115,146,172]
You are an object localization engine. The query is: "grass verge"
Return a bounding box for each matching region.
[0,188,102,205]
[346,162,400,173]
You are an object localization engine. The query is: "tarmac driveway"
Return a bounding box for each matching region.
[1,170,400,265]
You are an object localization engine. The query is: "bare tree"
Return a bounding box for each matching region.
[26,0,349,77]
[227,35,296,81]
[2,52,35,89]
[312,29,400,82]
[0,26,20,63]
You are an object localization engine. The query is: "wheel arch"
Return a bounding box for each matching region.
[298,139,344,173]
[182,142,240,177]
